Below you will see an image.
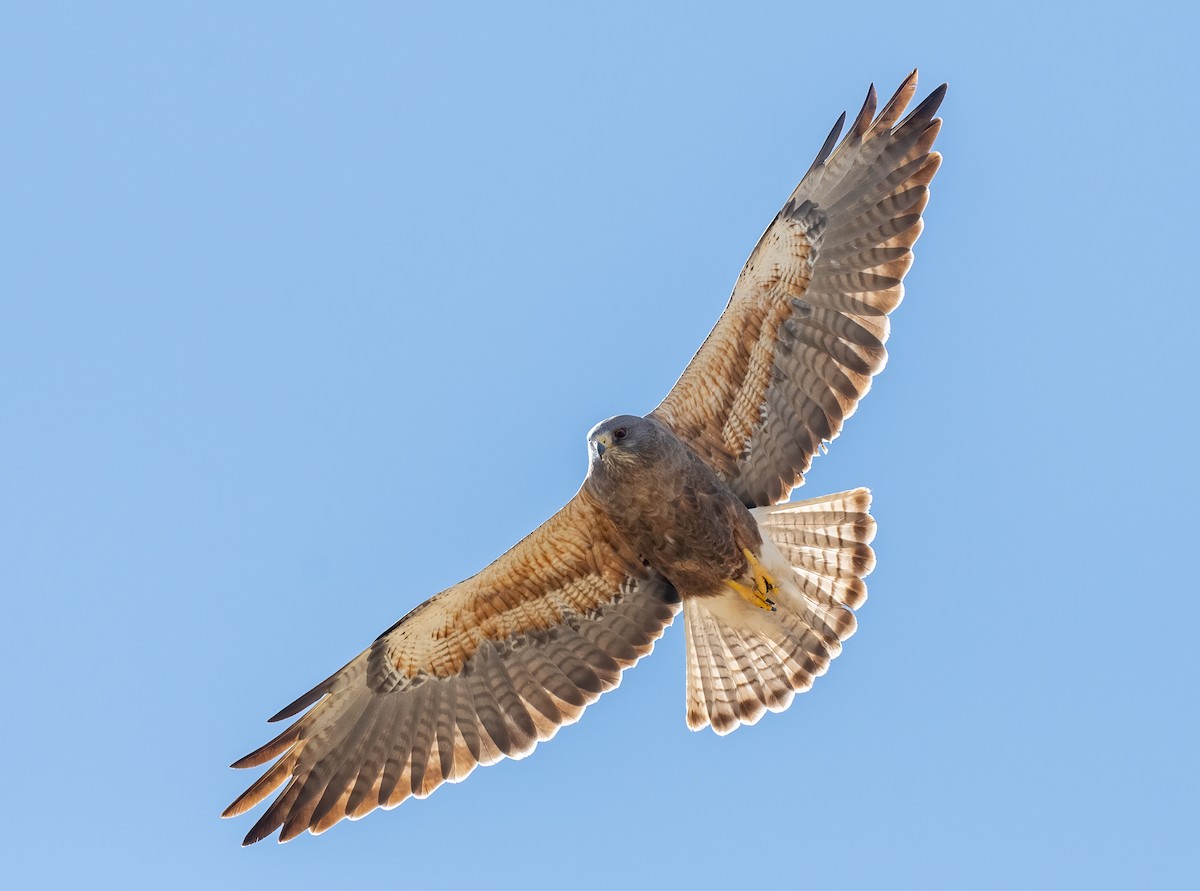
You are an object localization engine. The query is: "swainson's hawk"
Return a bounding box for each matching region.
[225,71,945,844]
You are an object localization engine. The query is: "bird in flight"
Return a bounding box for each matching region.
[225,71,944,845]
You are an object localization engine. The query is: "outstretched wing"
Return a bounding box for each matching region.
[223,493,680,844]
[651,71,945,506]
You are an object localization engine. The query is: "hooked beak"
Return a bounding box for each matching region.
[593,433,612,457]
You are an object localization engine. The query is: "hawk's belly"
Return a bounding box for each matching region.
[588,450,762,600]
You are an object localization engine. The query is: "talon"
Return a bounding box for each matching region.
[728,548,780,612]
[727,579,775,611]
[743,547,777,590]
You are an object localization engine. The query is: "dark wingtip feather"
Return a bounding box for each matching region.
[242,816,277,846]
[847,83,878,140]
[902,82,948,129]
[242,826,273,846]
[804,110,846,178]
[242,801,287,846]
[269,685,326,723]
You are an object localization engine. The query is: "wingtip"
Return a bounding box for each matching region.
[847,83,879,141]
[805,109,848,177]
[240,813,290,846]
[242,816,280,846]
[223,793,256,821]
[268,689,321,723]
[901,70,949,105]
[902,81,949,128]
[223,784,266,820]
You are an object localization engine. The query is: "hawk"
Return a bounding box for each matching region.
[225,71,944,844]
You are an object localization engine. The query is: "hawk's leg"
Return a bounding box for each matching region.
[726,548,778,612]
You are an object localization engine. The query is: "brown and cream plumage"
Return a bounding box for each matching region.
[225,71,944,844]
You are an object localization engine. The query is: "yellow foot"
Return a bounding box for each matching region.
[727,548,778,611]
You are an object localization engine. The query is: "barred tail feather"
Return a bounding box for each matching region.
[684,488,876,734]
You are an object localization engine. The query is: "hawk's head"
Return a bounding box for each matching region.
[586,414,674,476]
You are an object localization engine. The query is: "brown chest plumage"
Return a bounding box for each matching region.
[582,422,761,599]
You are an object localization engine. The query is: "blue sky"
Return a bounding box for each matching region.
[3,2,1197,888]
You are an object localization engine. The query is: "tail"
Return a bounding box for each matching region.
[683,488,876,734]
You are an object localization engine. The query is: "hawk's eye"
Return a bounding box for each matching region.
[614,428,627,441]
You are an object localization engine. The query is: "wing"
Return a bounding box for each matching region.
[223,493,680,844]
[651,71,945,506]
